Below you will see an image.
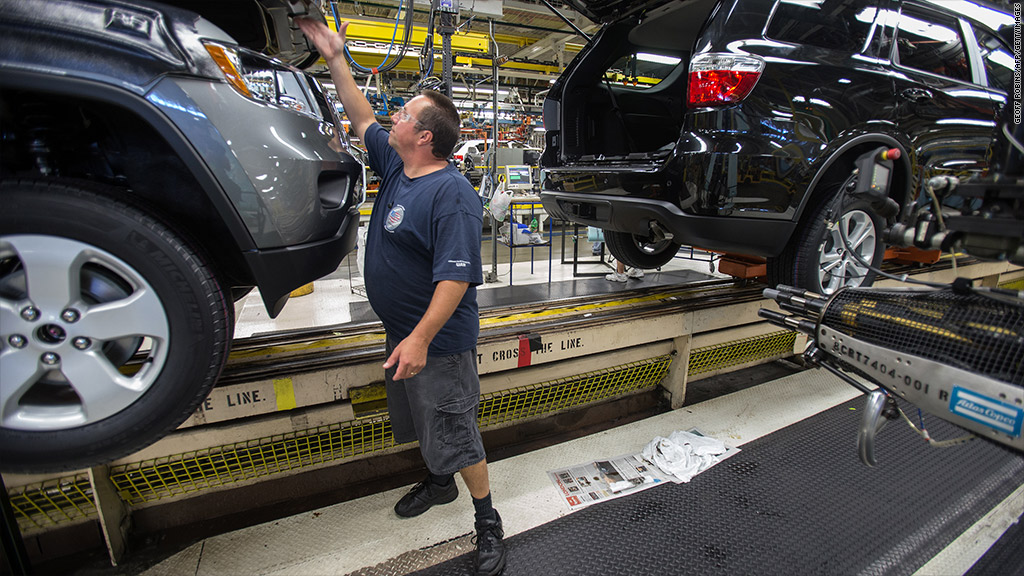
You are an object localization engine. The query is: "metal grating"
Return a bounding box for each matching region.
[822,287,1024,385]
[478,356,673,427]
[108,356,671,505]
[688,330,796,377]
[110,418,394,505]
[9,474,96,532]
[999,277,1024,291]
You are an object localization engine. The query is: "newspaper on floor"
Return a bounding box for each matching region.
[548,452,671,511]
[548,429,739,511]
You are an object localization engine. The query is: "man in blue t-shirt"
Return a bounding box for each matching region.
[299,18,505,576]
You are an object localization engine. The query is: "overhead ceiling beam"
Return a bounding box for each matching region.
[499,1,587,21]
[334,0,588,34]
[338,47,569,78]
[330,14,565,52]
[333,15,490,51]
[453,64,555,83]
[509,28,590,60]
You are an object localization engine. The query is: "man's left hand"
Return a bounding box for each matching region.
[384,335,429,380]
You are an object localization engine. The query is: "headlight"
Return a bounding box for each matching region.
[202,40,320,119]
[305,75,353,149]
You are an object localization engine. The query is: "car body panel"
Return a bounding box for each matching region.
[160,77,362,248]
[1,67,259,252]
[886,2,1003,189]
[0,0,225,90]
[163,0,328,68]
[0,0,364,317]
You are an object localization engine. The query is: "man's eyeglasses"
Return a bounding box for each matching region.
[395,106,417,124]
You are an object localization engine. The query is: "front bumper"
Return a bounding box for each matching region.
[154,77,364,249]
[243,205,361,317]
[151,77,365,315]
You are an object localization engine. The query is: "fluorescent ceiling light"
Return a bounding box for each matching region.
[636,52,681,65]
[452,86,510,96]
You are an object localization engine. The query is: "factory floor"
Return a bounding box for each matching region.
[33,224,1024,576]
[133,368,1024,576]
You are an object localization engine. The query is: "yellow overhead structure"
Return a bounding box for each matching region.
[455,55,562,76]
[328,15,489,53]
[338,52,565,77]
[344,49,423,73]
[324,15,577,75]
[339,45,567,78]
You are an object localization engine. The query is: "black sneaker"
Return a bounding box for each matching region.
[393,477,459,518]
[473,510,506,576]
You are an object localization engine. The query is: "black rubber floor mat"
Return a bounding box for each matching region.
[413,397,1024,576]
[476,269,715,309]
[348,269,714,323]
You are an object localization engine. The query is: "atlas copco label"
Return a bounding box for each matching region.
[949,387,1023,437]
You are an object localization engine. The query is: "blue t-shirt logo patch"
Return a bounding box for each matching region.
[385,204,405,232]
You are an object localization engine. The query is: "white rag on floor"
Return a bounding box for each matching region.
[642,430,728,483]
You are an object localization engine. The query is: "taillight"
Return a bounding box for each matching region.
[687,53,765,108]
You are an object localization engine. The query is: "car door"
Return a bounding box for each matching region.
[966,16,1016,123]
[889,2,1001,191]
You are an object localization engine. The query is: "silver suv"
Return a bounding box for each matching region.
[0,0,364,472]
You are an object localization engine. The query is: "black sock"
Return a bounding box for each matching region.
[429,472,453,487]
[472,492,496,524]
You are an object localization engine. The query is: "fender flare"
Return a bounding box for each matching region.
[795,132,913,223]
[0,69,256,252]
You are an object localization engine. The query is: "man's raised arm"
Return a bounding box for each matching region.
[297,19,375,142]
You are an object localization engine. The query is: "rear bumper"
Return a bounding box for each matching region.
[539,190,795,257]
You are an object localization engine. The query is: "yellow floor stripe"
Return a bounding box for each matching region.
[229,333,385,360]
[274,378,297,411]
[230,290,702,361]
[478,292,676,327]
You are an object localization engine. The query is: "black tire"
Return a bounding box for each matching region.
[604,229,681,269]
[766,189,885,295]
[0,180,230,472]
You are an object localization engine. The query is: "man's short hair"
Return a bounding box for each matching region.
[414,90,460,160]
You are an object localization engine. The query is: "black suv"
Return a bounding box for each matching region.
[0,0,364,472]
[540,0,1014,292]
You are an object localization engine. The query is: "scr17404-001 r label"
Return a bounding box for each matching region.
[831,340,949,402]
